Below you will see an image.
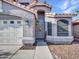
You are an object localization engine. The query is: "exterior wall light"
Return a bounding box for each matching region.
[25,20,30,26]
[25,20,33,27]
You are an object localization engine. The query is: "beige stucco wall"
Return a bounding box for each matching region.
[45,17,73,36]
[45,16,74,44]
[73,24,79,41]
[73,25,79,37]
[2,2,34,18]
[31,6,51,12]
[0,1,36,45]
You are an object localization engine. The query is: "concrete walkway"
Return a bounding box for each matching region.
[11,50,35,59]
[10,40,53,59]
[34,40,53,59]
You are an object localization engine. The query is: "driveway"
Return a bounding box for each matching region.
[0,44,21,59]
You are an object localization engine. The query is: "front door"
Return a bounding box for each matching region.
[36,11,45,39]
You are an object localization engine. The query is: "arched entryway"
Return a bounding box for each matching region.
[35,11,45,40]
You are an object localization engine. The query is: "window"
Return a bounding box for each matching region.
[17,21,21,24]
[3,21,7,24]
[47,22,52,35]
[57,20,69,36]
[10,21,14,24]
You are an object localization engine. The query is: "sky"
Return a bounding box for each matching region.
[41,0,79,13]
[40,0,79,20]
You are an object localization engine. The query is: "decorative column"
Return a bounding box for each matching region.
[69,19,72,36]
[53,19,57,36]
[22,18,35,45]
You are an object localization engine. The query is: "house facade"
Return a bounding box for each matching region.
[73,19,79,41]
[0,0,77,45]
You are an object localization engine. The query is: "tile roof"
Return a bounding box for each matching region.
[3,0,37,14]
[27,2,52,9]
[73,19,79,25]
[46,13,77,18]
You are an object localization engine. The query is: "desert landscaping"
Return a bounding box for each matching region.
[49,41,79,59]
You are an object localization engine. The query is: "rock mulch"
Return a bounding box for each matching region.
[48,41,79,59]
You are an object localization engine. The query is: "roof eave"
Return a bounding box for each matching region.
[3,0,36,15]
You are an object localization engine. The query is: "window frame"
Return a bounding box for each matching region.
[57,19,69,36]
[47,22,52,36]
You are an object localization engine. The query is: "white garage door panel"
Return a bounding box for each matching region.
[0,20,23,44]
[0,26,9,44]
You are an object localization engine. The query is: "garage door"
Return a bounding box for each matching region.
[0,20,23,44]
